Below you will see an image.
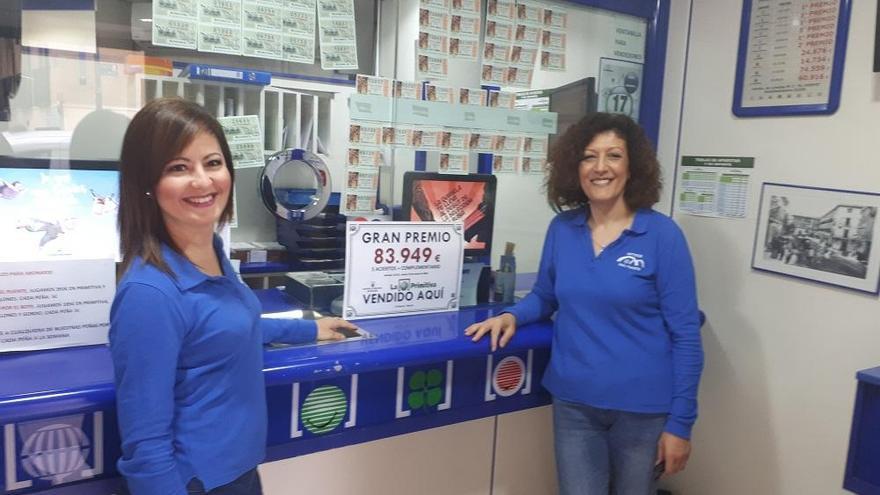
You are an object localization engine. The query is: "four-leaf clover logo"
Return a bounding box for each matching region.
[407,369,444,411]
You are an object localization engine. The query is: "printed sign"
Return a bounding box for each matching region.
[343,222,463,319]
[0,259,114,352]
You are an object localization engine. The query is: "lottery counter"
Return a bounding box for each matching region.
[0,289,553,494]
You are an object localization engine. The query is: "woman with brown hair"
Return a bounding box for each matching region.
[111,98,355,495]
[466,113,703,494]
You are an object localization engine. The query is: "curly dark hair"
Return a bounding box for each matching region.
[545,112,661,211]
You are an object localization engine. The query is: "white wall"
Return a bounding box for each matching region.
[661,1,880,494]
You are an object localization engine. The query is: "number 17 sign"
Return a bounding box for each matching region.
[343,222,464,320]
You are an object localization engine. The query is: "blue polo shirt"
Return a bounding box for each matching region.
[109,236,317,495]
[507,208,703,439]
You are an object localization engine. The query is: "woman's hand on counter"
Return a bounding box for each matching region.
[464,313,517,352]
[316,317,358,341]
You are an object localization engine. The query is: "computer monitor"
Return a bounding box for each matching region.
[400,171,497,258]
[548,76,598,150]
[0,156,119,261]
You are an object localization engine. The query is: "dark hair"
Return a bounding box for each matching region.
[117,98,235,275]
[545,112,661,211]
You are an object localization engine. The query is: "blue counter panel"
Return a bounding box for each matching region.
[845,367,880,494]
[0,295,553,494]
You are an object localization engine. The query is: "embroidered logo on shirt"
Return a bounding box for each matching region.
[616,252,646,271]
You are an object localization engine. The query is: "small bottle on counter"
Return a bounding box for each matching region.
[493,242,516,304]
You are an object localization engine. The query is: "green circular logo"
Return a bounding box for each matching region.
[301,385,347,434]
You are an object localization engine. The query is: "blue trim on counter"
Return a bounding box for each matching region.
[22,0,94,10]
[0,290,552,494]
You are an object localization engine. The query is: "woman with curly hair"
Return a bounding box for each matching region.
[466,113,703,495]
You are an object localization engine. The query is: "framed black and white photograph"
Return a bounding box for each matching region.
[752,183,880,294]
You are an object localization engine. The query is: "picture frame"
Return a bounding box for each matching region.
[732,0,852,117]
[752,183,880,294]
[874,0,880,72]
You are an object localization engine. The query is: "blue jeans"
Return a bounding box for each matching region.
[119,468,262,495]
[186,468,263,495]
[553,398,666,495]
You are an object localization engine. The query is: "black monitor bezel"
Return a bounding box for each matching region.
[0,155,118,171]
[400,171,497,259]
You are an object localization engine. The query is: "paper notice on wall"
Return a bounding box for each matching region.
[451,0,480,13]
[152,0,198,49]
[515,0,543,25]
[153,17,198,49]
[520,155,545,175]
[418,32,449,57]
[521,134,548,155]
[540,29,566,52]
[448,37,479,60]
[0,259,114,352]
[347,148,385,169]
[505,66,533,88]
[492,154,518,174]
[448,2,481,60]
[218,115,265,168]
[677,156,754,218]
[197,0,241,54]
[520,133,548,176]
[411,127,442,150]
[510,46,537,69]
[418,6,450,34]
[418,1,451,81]
[440,129,471,150]
[242,30,283,59]
[425,84,455,103]
[538,1,566,71]
[459,87,487,106]
[394,81,422,100]
[485,19,514,43]
[487,0,515,20]
[481,64,507,85]
[199,0,241,27]
[318,18,357,45]
[242,2,281,32]
[345,169,379,193]
[388,126,414,148]
[450,13,481,38]
[417,54,449,81]
[317,0,359,69]
[356,74,392,96]
[514,24,540,48]
[349,121,384,147]
[281,1,317,63]
[598,57,643,120]
[282,36,316,63]
[282,4,317,36]
[468,132,495,152]
[198,24,241,55]
[483,41,511,63]
[439,152,470,174]
[540,50,565,71]
[542,3,566,29]
[493,134,522,154]
[341,191,377,215]
[488,90,516,108]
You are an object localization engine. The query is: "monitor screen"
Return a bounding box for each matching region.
[548,76,597,150]
[400,172,496,258]
[0,156,119,262]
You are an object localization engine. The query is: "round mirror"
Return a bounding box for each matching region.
[259,149,332,222]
